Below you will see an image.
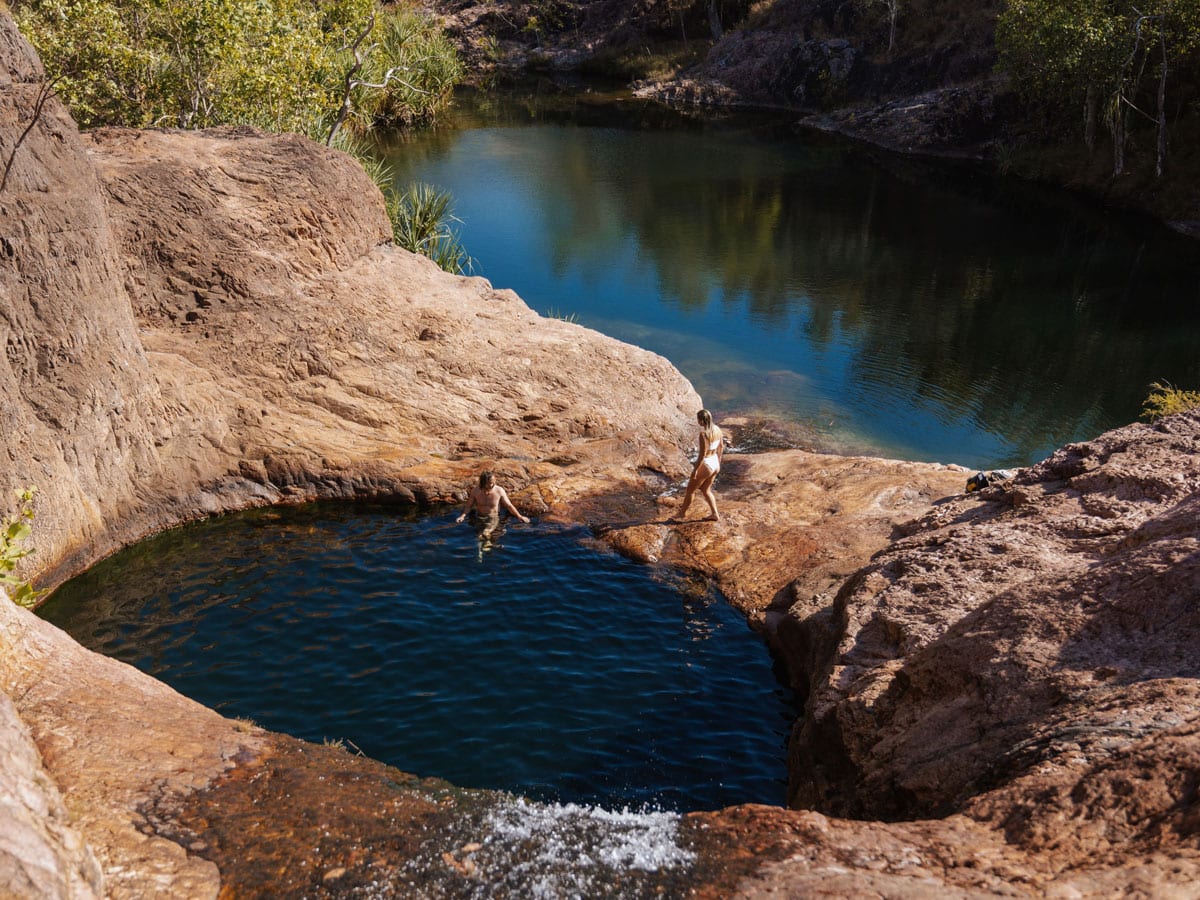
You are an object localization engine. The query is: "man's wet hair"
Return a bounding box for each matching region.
[479,471,495,488]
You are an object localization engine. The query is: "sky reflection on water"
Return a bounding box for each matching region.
[380,87,1200,468]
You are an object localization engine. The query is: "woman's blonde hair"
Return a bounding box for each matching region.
[697,408,718,446]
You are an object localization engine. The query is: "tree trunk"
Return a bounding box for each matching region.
[708,0,723,39]
[1084,82,1097,152]
[326,14,375,148]
[1156,33,1168,177]
[1112,98,1125,176]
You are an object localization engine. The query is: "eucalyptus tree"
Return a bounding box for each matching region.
[998,0,1126,153]
[326,7,463,147]
[872,0,900,55]
[11,0,461,138]
[1141,0,1200,176]
[998,0,1200,177]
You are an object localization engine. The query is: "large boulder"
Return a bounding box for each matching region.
[0,16,168,576]
[788,410,1200,836]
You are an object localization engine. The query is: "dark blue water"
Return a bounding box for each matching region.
[39,504,796,812]
[379,86,1200,469]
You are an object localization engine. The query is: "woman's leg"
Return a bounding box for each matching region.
[678,474,698,517]
[698,472,719,520]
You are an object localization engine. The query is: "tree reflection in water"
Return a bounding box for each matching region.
[379,86,1200,468]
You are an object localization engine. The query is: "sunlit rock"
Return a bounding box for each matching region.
[2,8,1198,897]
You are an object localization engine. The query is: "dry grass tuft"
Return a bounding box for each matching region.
[1141,381,1200,422]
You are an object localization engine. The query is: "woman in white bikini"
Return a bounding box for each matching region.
[676,408,724,522]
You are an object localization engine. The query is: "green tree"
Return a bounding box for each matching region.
[360,6,463,127]
[997,0,1200,177]
[11,0,153,126]
[13,0,472,271]
[1138,0,1200,176]
[998,0,1126,152]
[325,6,462,146]
[12,0,460,137]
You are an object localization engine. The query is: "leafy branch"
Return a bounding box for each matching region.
[326,13,439,148]
[1,487,46,608]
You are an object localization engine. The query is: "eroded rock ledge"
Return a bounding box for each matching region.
[2,14,1198,897]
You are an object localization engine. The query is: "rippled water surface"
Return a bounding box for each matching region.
[380,85,1200,468]
[40,505,795,812]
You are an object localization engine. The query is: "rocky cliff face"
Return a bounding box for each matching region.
[0,17,168,575]
[790,413,1200,825]
[2,12,1199,898]
[0,18,700,590]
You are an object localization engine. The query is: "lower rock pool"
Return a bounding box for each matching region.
[38,503,796,813]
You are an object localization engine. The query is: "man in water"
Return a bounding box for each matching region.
[456,471,530,547]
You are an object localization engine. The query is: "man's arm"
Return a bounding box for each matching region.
[498,487,530,523]
[455,489,477,523]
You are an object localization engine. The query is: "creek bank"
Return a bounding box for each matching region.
[430,0,1200,238]
[3,13,1200,896]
